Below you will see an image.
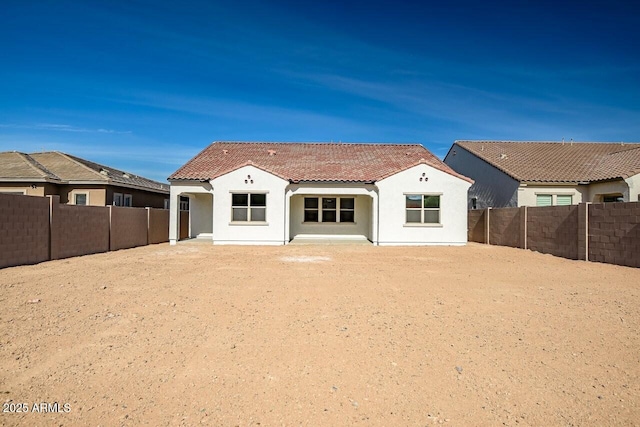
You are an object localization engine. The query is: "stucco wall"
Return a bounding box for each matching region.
[0,193,50,268]
[211,165,288,244]
[110,206,148,250]
[376,164,471,245]
[289,194,371,239]
[517,185,586,207]
[587,180,631,202]
[626,174,640,202]
[189,193,213,237]
[444,145,519,208]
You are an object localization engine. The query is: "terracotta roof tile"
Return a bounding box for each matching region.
[454,141,640,183]
[170,142,472,183]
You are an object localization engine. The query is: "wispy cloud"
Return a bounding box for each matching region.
[0,123,132,134]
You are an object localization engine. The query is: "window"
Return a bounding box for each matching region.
[232,193,266,222]
[124,194,132,207]
[179,196,189,211]
[471,197,477,210]
[74,193,88,205]
[164,199,170,209]
[406,194,440,224]
[113,192,123,206]
[303,197,355,223]
[537,194,574,206]
[603,194,624,203]
[536,194,552,207]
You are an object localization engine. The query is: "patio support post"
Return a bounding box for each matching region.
[284,188,292,244]
[370,190,379,245]
[169,187,181,245]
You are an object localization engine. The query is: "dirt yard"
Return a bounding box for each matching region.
[1,243,639,426]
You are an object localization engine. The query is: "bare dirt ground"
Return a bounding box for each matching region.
[1,243,639,427]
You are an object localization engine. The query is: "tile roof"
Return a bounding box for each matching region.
[0,152,60,180]
[0,151,169,192]
[453,141,640,183]
[169,141,472,183]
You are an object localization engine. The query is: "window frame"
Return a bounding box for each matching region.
[302,196,356,224]
[404,193,442,226]
[230,192,268,224]
[535,193,575,206]
[113,192,123,206]
[123,194,133,207]
[73,192,89,206]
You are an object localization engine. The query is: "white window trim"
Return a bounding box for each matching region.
[302,196,356,224]
[0,189,27,195]
[403,193,442,227]
[124,194,133,207]
[113,192,123,206]
[73,191,90,205]
[535,193,575,206]
[229,192,268,225]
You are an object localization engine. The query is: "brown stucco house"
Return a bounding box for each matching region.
[444,141,640,209]
[0,151,169,208]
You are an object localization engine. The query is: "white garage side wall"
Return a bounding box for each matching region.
[516,184,586,207]
[290,194,371,239]
[376,164,471,245]
[169,182,212,245]
[211,165,288,245]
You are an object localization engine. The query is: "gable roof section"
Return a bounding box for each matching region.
[170,142,472,183]
[0,152,60,181]
[453,141,640,183]
[0,151,169,193]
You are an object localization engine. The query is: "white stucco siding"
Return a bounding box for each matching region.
[625,174,640,202]
[189,193,213,236]
[376,164,471,245]
[169,182,212,244]
[289,194,371,239]
[516,184,586,207]
[444,146,519,208]
[211,165,288,245]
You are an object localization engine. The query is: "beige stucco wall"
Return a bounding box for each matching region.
[66,187,106,206]
[517,184,587,207]
[588,179,631,202]
[626,174,640,202]
[0,183,50,196]
[289,194,371,239]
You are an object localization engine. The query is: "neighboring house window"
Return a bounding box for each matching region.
[114,192,123,206]
[74,193,88,205]
[303,197,355,223]
[536,194,552,207]
[471,197,477,210]
[232,193,266,222]
[164,199,170,209]
[603,194,624,203]
[406,194,440,224]
[556,195,572,206]
[124,194,132,207]
[0,190,26,195]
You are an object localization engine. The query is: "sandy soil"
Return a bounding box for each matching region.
[1,242,639,426]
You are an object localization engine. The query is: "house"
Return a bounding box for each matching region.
[0,151,170,208]
[168,141,473,245]
[444,141,640,209]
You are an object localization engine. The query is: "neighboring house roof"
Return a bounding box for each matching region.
[0,151,169,193]
[0,152,60,181]
[452,141,640,183]
[170,141,472,183]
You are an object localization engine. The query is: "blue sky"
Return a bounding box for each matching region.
[1,0,638,182]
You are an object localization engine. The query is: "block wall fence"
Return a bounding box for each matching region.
[1,193,170,269]
[468,202,640,268]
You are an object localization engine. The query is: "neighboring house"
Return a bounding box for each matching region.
[0,151,169,208]
[168,141,473,245]
[444,141,640,209]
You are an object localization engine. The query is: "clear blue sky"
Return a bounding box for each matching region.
[1,0,638,182]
